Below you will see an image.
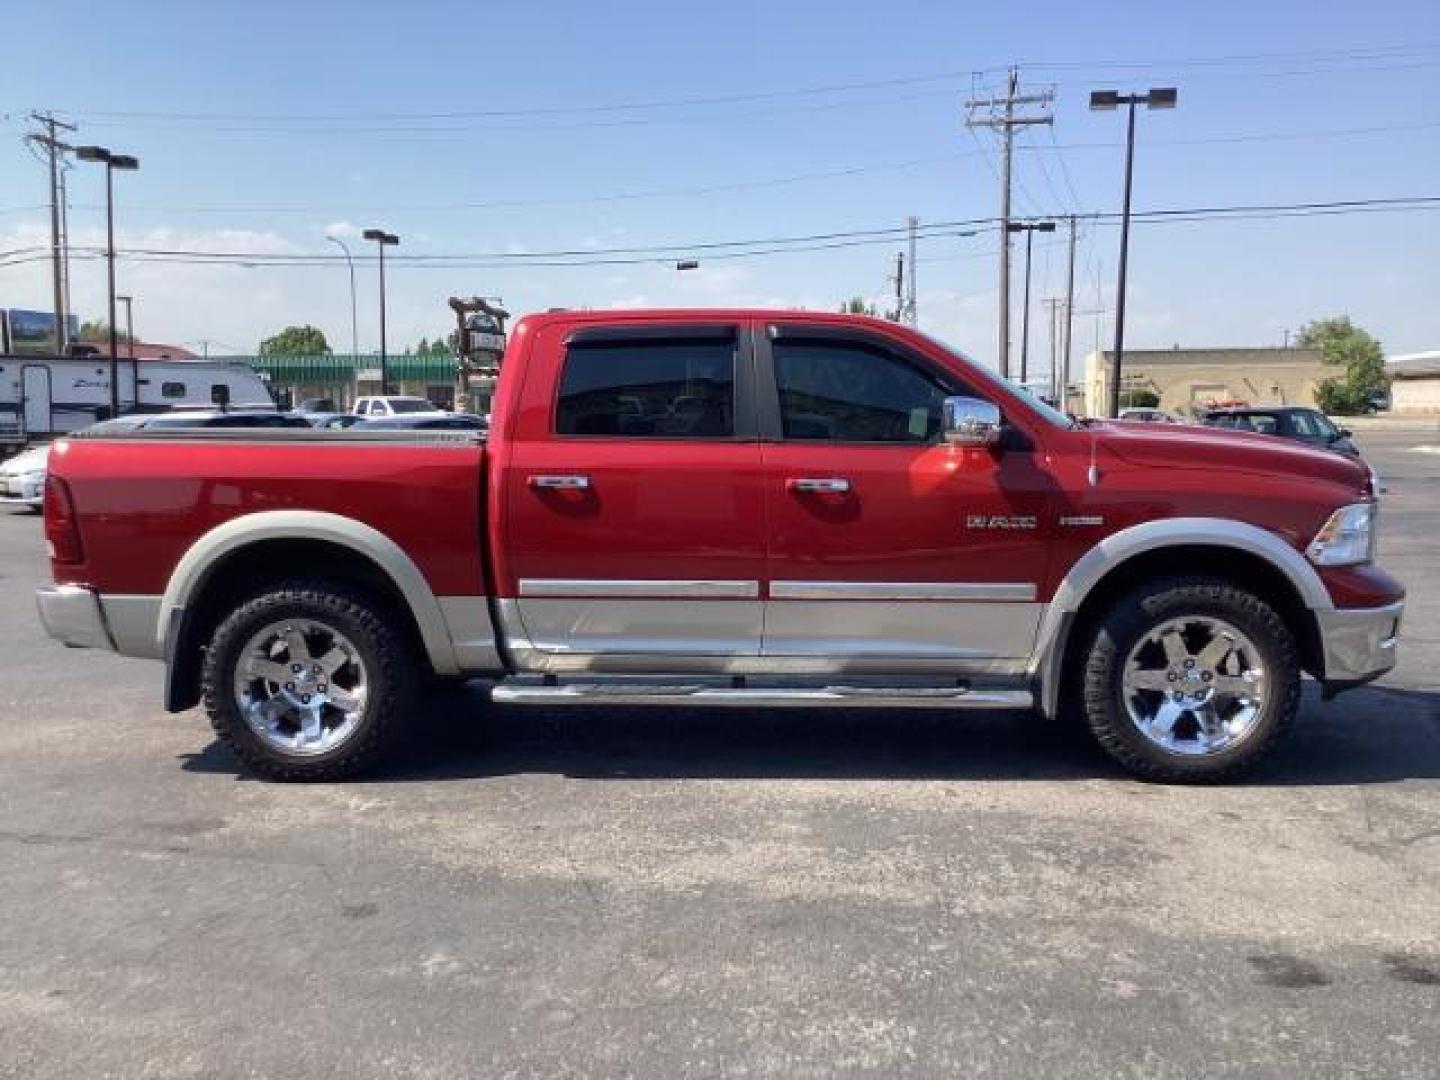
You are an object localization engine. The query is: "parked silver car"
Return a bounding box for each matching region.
[0,443,48,510]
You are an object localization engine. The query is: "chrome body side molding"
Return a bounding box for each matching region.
[518,578,761,599]
[768,581,1036,602]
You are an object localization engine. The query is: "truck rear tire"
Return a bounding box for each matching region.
[1075,576,1300,782]
[200,581,418,781]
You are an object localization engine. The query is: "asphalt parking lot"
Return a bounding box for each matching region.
[1,428,1436,1079]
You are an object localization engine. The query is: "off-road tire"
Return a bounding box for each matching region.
[1075,575,1300,782]
[201,581,418,781]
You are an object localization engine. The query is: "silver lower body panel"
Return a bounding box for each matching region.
[498,597,1040,677]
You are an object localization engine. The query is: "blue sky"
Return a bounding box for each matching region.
[2,0,1437,364]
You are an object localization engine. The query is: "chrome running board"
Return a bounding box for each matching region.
[490,681,1033,710]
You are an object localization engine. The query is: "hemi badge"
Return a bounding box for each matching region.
[1060,515,1105,527]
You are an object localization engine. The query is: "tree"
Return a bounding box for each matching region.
[1296,316,1387,415]
[1118,389,1160,409]
[78,320,132,343]
[839,297,878,316]
[258,325,331,356]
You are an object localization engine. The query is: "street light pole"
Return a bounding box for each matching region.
[1111,99,1137,418]
[117,294,137,404]
[76,145,139,416]
[1090,87,1177,417]
[326,235,359,359]
[104,163,119,408]
[1020,229,1034,383]
[1005,220,1056,387]
[362,229,399,395]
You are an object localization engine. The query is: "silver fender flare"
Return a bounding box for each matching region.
[158,510,460,674]
[1032,517,1333,717]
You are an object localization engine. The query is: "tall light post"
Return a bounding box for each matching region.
[116,294,134,358]
[76,145,139,415]
[1090,87,1177,417]
[1006,220,1055,385]
[116,293,138,401]
[326,235,359,360]
[362,228,399,394]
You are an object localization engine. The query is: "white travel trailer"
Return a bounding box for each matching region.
[0,356,274,448]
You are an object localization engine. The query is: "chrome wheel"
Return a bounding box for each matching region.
[1121,615,1267,757]
[232,618,369,756]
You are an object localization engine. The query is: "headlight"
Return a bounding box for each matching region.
[1306,502,1375,566]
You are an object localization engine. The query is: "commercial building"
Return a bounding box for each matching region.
[222,353,498,414]
[1083,346,1328,417]
[1387,351,1440,414]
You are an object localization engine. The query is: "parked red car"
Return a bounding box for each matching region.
[37,310,1403,782]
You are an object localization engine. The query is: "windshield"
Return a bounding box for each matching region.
[388,398,436,414]
[914,330,1076,429]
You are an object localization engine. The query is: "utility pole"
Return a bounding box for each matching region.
[904,216,918,326]
[891,251,905,323]
[965,69,1053,378]
[27,111,77,353]
[1062,215,1078,409]
[1043,298,1064,402]
[58,162,73,335]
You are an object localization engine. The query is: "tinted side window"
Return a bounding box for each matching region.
[161,381,186,398]
[556,339,735,437]
[773,340,952,442]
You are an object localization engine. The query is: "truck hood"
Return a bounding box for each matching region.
[1092,420,1368,491]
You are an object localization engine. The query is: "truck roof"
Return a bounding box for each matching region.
[514,308,904,332]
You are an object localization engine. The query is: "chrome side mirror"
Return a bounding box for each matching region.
[942,396,1002,447]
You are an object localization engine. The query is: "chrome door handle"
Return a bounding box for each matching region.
[529,474,591,490]
[787,477,851,494]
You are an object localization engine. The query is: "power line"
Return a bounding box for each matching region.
[6,197,1436,273]
[11,120,1431,221]
[48,42,1440,125]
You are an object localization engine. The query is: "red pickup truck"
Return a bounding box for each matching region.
[36,309,1403,782]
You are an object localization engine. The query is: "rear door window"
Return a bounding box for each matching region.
[556,337,735,437]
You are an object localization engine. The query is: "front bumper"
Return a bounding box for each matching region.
[1317,600,1403,684]
[36,585,115,651]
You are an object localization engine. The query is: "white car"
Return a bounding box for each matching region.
[0,443,50,511]
[1118,407,1181,423]
[352,395,448,419]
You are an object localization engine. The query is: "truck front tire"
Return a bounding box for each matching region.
[200,581,418,781]
[1074,576,1301,782]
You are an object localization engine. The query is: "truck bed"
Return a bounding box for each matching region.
[49,428,487,599]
